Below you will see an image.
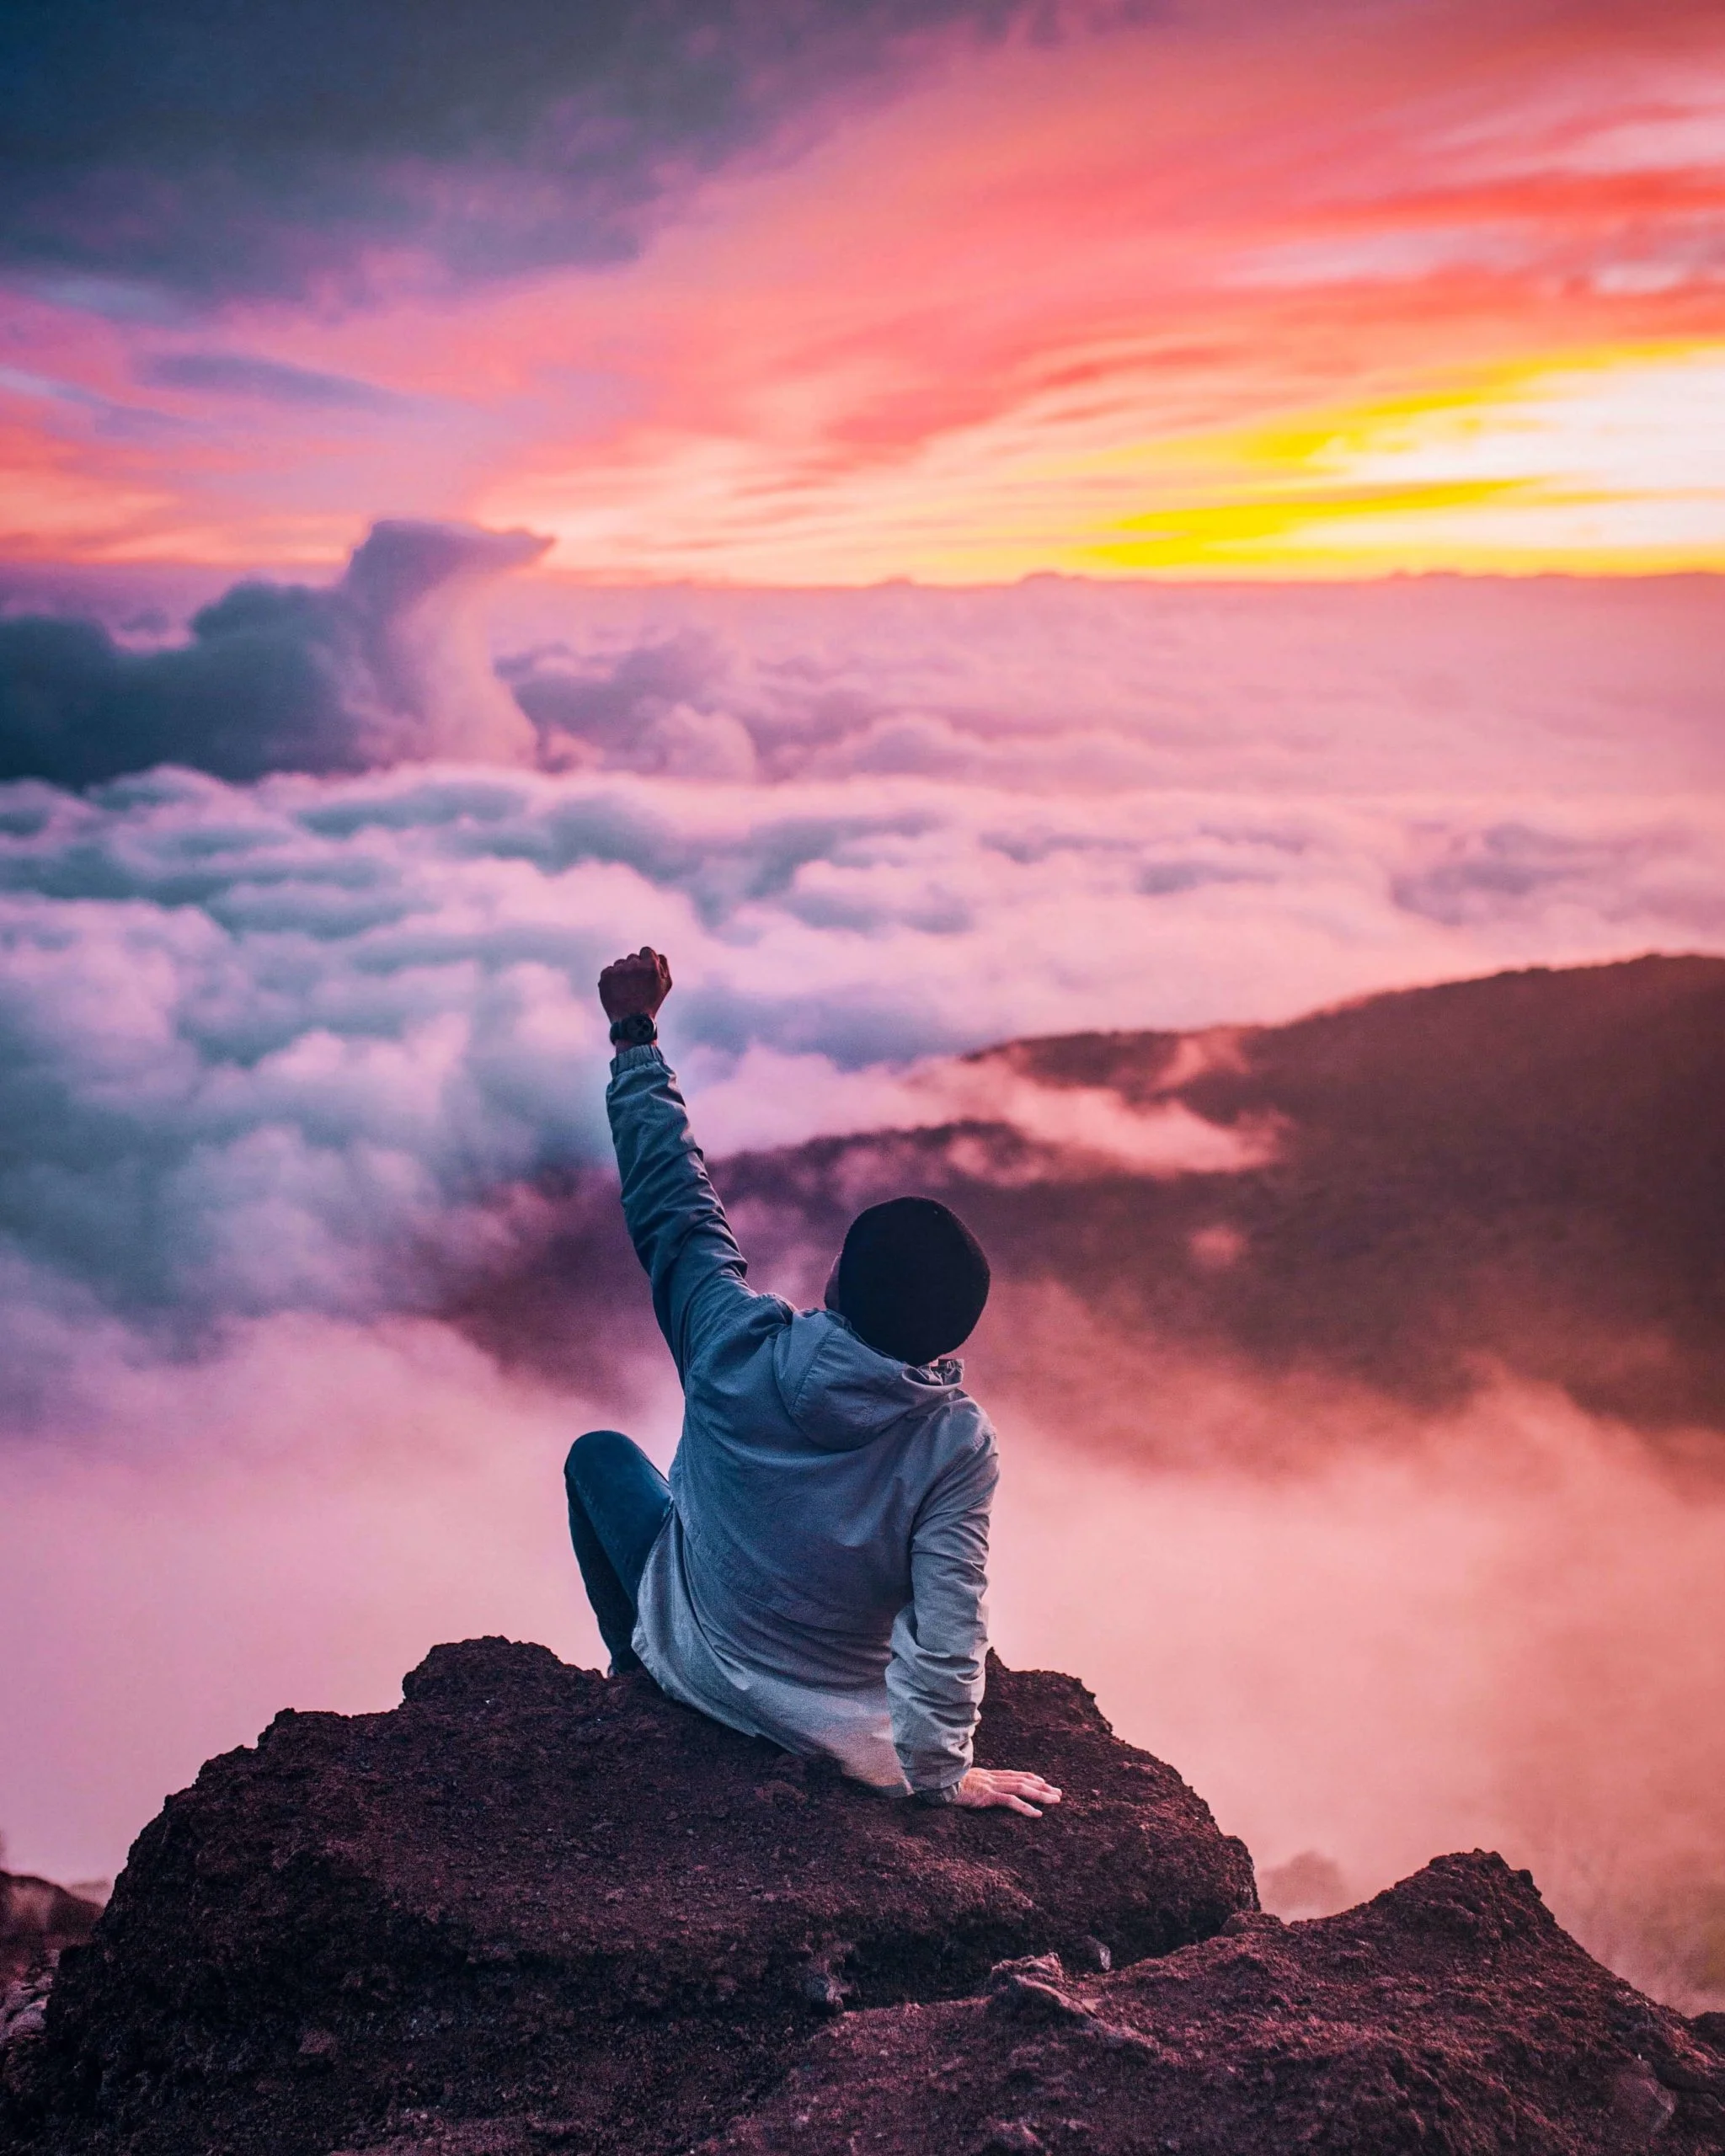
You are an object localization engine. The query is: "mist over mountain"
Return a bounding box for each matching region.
[464,953,1725,1460]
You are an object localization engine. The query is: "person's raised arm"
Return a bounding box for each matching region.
[600,946,758,1379]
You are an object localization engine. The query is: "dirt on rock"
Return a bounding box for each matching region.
[1,1639,1252,2156]
[704,1852,1725,2156]
[8,1638,1720,2156]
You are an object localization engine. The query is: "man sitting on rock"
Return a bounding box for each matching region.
[564,944,1061,1818]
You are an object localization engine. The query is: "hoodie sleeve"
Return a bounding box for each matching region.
[606,1043,761,1381]
[884,1418,1000,1796]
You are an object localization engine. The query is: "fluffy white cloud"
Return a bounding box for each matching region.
[8,556,1725,1423]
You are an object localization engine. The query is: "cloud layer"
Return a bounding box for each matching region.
[9,530,1725,799]
[4,772,1724,1423]
[3,553,1725,1420]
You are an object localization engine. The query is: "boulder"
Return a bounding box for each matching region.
[16,1640,1714,2156]
[704,1851,1725,2156]
[5,1639,1252,2155]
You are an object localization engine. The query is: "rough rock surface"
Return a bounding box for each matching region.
[2,1639,1252,2156]
[8,1641,1721,2156]
[705,1854,1725,2156]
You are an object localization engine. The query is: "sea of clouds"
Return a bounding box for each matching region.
[6,524,1724,1410]
[3,527,1723,2005]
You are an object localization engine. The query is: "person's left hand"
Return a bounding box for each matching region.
[600,946,673,1022]
[949,1768,1063,1817]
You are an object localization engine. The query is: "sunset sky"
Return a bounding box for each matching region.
[4,0,1724,579]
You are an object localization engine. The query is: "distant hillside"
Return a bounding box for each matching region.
[451,956,1725,1456]
[712,956,1725,1446]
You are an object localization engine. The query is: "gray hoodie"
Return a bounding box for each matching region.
[609,1043,998,1796]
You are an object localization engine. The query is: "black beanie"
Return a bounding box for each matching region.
[836,1196,991,1367]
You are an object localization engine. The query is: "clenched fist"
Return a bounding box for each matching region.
[599,946,673,1022]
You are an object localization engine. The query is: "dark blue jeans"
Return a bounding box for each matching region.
[563,1430,673,1674]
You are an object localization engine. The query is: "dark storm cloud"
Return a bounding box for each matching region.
[0,0,1041,304]
[136,352,404,410]
[0,520,545,787]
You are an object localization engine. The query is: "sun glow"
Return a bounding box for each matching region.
[1086,344,1725,576]
[491,343,1725,584]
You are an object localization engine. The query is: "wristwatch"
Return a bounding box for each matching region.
[608,1011,659,1048]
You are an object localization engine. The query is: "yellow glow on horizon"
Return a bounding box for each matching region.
[489,343,1725,585]
[1085,344,1725,577]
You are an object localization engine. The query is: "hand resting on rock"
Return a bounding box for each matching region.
[951,1769,1063,1817]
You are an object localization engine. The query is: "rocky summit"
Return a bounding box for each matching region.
[0,1639,1252,2156]
[2,1640,1720,2156]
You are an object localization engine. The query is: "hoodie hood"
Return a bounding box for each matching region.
[772,1309,964,1453]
